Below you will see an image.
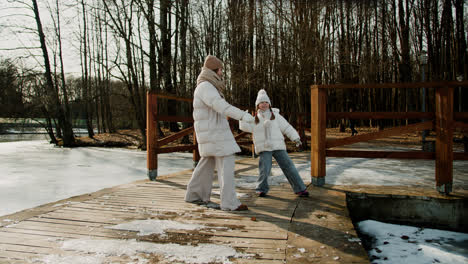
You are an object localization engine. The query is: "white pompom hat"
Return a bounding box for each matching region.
[255,89,271,107]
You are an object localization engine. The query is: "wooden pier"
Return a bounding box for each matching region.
[0,153,369,264]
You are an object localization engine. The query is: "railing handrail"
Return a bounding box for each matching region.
[149,92,193,102]
[314,80,468,89]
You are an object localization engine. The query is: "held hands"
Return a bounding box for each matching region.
[241,112,255,123]
[293,138,302,147]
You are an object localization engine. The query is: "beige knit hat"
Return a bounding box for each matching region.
[203,55,223,70]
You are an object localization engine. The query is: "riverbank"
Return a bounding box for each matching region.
[73,127,467,153]
[75,129,143,149]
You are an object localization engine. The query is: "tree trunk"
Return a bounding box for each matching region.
[32,0,74,146]
[160,0,178,132]
[81,0,94,138]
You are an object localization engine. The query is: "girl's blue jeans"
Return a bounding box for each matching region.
[256,150,306,194]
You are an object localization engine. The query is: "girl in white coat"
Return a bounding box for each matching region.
[185,55,254,211]
[240,89,309,197]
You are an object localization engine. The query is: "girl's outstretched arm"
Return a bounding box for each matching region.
[276,111,300,141]
[239,113,254,133]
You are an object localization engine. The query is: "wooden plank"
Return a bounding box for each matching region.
[26,216,102,227]
[109,189,187,195]
[235,131,250,140]
[326,150,435,159]
[453,121,468,132]
[36,212,127,225]
[0,251,41,262]
[242,248,285,259]
[0,228,86,239]
[211,236,287,249]
[154,115,194,123]
[310,86,326,185]
[157,126,194,146]
[7,221,133,239]
[77,200,203,214]
[80,200,219,215]
[156,145,197,153]
[92,194,189,203]
[454,152,468,160]
[0,228,65,242]
[326,121,434,148]
[317,80,468,89]
[0,243,58,255]
[234,259,285,264]
[167,228,287,240]
[0,257,32,264]
[454,112,468,120]
[153,92,193,102]
[435,86,454,194]
[327,112,434,120]
[0,234,57,248]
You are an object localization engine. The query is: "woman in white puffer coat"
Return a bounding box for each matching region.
[240,89,309,197]
[185,55,254,211]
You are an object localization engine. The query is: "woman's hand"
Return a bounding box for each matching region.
[241,112,255,123]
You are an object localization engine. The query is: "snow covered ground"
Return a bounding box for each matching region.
[358,220,468,264]
[1,139,467,263]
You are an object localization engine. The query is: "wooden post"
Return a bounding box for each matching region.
[435,86,454,194]
[311,85,326,186]
[147,92,158,180]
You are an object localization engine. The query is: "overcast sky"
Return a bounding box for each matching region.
[0,0,83,74]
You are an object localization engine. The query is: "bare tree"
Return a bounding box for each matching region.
[103,0,147,146]
[32,0,75,146]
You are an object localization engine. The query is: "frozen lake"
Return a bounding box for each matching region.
[0,140,194,217]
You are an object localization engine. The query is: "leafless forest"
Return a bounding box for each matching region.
[0,0,466,147]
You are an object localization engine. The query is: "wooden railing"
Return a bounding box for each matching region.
[146,93,196,180]
[146,92,252,180]
[310,81,468,194]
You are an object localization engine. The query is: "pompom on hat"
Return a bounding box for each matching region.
[203,55,223,71]
[255,89,271,106]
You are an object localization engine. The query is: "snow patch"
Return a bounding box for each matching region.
[48,238,249,264]
[107,219,206,237]
[358,220,468,264]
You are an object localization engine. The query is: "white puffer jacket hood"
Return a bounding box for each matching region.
[193,81,248,157]
[239,108,300,154]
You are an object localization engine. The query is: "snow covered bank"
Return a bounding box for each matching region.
[358,220,468,264]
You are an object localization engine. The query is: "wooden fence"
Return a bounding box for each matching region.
[310,81,468,194]
[146,92,253,180]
